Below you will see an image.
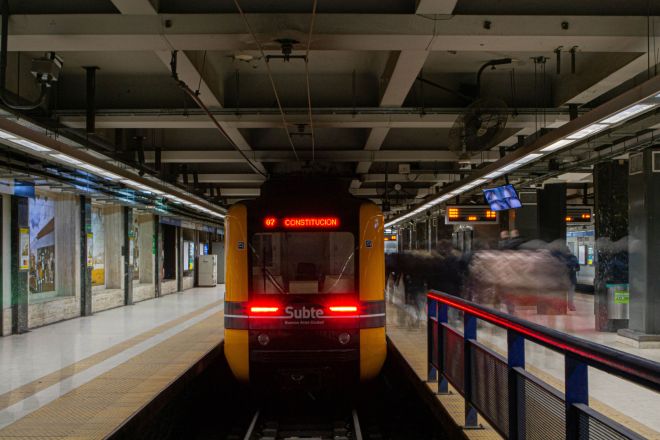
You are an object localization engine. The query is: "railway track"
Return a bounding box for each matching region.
[241,406,363,440]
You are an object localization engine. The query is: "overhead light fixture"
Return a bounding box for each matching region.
[601,104,655,124]
[79,163,121,180]
[14,139,50,152]
[513,153,543,165]
[51,153,83,165]
[484,170,504,179]
[0,129,17,140]
[540,139,573,152]
[567,123,609,140]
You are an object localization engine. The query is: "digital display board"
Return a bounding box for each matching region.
[384,233,398,242]
[263,216,340,229]
[566,207,592,224]
[445,205,499,225]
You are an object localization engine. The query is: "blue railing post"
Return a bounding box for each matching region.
[463,313,479,428]
[565,354,588,440]
[437,303,449,394]
[427,297,438,382]
[507,329,526,440]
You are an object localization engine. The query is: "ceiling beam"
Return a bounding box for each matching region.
[6,15,650,52]
[57,111,569,130]
[184,173,266,183]
[145,149,500,163]
[357,50,430,174]
[109,0,267,176]
[416,0,458,15]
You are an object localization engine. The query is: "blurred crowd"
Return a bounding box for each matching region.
[385,229,581,321]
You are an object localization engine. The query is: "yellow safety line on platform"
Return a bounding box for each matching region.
[0,310,225,439]
[386,304,660,440]
[0,299,223,413]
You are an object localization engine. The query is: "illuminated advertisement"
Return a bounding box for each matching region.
[91,207,105,286]
[182,241,195,272]
[29,195,56,294]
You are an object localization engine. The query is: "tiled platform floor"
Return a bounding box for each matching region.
[0,285,225,437]
[386,293,660,439]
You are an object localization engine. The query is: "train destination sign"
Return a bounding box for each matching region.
[263,216,341,229]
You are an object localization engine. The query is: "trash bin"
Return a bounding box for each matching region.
[606,283,629,319]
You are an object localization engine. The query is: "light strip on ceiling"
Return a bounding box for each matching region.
[602,104,655,124]
[540,139,573,152]
[14,139,50,152]
[386,77,660,228]
[0,125,225,220]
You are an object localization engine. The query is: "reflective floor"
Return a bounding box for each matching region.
[0,286,224,429]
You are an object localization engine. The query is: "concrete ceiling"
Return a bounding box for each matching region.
[3,0,660,219]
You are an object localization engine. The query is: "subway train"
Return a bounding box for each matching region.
[223,178,386,388]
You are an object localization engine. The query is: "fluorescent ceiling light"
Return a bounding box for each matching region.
[601,104,655,124]
[513,153,543,165]
[14,139,50,152]
[499,163,521,172]
[51,153,83,165]
[484,170,504,179]
[541,139,573,152]
[79,163,121,180]
[0,129,17,140]
[567,123,608,140]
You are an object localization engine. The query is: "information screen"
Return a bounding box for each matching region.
[445,205,498,225]
[566,207,592,224]
[483,184,522,211]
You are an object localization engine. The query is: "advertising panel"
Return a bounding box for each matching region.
[91,207,105,285]
[28,195,56,294]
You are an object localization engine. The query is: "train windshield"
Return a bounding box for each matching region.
[251,232,355,294]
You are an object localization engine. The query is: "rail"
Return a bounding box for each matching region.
[426,290,660,440]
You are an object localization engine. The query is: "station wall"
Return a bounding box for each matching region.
[0,191,222,336]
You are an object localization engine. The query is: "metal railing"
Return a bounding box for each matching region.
[426,290,660,440]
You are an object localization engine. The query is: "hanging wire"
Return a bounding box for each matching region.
[304,0,318,162]
[233,0,300,162]
[170,51,267,178]
[195,50,207,95]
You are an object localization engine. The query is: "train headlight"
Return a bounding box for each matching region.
[338,333,351,345]
[257,333,270,346]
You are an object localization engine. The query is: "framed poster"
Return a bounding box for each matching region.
[19,227,29,270]
[86,233,94,268]
[578,245,587,265]
[28,195,56,293]
[91,207,105,286]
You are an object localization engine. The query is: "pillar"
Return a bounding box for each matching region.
[154,217,162,297]
[619,148,660,345]
[593,161,628,332]
[80,196,92,316]
[513,191,538,241]
[123,207,133,305]
[537,183,567,243]
[10,196,28,333]
[176,227,183,292]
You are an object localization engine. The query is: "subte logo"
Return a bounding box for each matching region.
[285,306,324,319]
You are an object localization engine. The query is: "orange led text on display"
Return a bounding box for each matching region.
[263,216,340,229]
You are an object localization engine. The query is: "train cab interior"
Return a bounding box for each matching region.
[251,231,355,295]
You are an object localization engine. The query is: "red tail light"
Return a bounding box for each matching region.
[328,305,358,313]
[250,306,279,313]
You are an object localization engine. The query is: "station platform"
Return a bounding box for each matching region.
[0,286,225,439]
[387,292,660,439]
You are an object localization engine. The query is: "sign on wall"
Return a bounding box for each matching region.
[91,207,105,285]
[28,195,56,294]
[19,227,29,270]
